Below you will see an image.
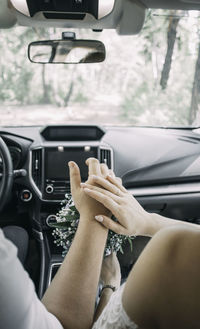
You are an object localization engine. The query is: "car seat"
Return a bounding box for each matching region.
[3,226,29,265]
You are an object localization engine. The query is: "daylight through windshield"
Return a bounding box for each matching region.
[1,9,200,127]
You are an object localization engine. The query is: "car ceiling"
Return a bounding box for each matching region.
[2,0,200,35]
[141,0,200,10]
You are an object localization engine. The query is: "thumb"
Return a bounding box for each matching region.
[68,161,81,195]
[94,215,125,235]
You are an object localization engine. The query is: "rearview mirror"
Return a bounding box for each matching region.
[28,39,106,64]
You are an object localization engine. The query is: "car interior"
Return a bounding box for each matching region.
[1,0,200,300]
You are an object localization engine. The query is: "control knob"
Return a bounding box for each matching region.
[46,215,57,227]
[46,185,54,194]
[20,189,32,202]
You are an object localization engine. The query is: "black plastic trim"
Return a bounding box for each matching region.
[41,125,105,141]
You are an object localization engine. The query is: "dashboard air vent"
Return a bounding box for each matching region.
[100,148,112,169]
[32,149,42,190]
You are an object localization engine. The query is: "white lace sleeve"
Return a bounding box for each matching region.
[92,283,139,329]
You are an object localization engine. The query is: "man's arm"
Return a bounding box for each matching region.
[42,159,110,329]
[42,216,108,329]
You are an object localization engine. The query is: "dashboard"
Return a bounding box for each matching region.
[1,124,200,296]
[1,124,200,206]
[2,124,200,224]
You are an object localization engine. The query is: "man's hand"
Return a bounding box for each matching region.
[69,158,110,219]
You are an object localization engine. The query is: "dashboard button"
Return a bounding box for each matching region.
[46,214,57,227]
[21,190,32,202]
[46,185,54,194]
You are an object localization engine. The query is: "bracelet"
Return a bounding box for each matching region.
[100,284,116,295]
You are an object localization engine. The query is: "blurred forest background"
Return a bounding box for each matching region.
[1,9,200,126]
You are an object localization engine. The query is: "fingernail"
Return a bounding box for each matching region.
[95,216,104,222]
[80,183,86,187]
[68,161,74,168]
[91,175,98,179]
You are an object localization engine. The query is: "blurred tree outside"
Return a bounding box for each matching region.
[121,10,198,126]
[190,40,200,125]
[0,10,200,126]
[160,11,181,90]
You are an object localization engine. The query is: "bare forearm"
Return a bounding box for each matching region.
[147,212,200,237]
[94,289,113,322]
[123,227,200,329]
[42,217,108,329]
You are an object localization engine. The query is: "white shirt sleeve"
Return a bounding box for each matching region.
[0,229,63,329]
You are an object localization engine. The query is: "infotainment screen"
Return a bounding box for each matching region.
[45,147,98,181]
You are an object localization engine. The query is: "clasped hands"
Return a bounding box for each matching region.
[69,157,152,238]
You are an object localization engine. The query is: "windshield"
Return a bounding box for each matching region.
[1,9,200,127]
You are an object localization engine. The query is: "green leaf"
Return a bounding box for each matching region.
[49,222,70,229]
[119,245,124,254]
[69,205,77,212]
[127,237,133,252]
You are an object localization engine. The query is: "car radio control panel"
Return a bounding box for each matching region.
[30,143,113,201]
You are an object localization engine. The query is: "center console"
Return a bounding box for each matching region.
[29,125,113,292]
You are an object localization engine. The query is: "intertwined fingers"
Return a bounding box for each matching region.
[87,176,123,196]
[83,186,119,214]
[91,174,127,194]
[86,158,101,176]
[85,158,125,198]
[100,163,110,177]
[81,183,122,202]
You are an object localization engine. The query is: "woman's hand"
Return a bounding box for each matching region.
[100,252,121,289]
[81,174,152,236]
[69,158,111,220]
